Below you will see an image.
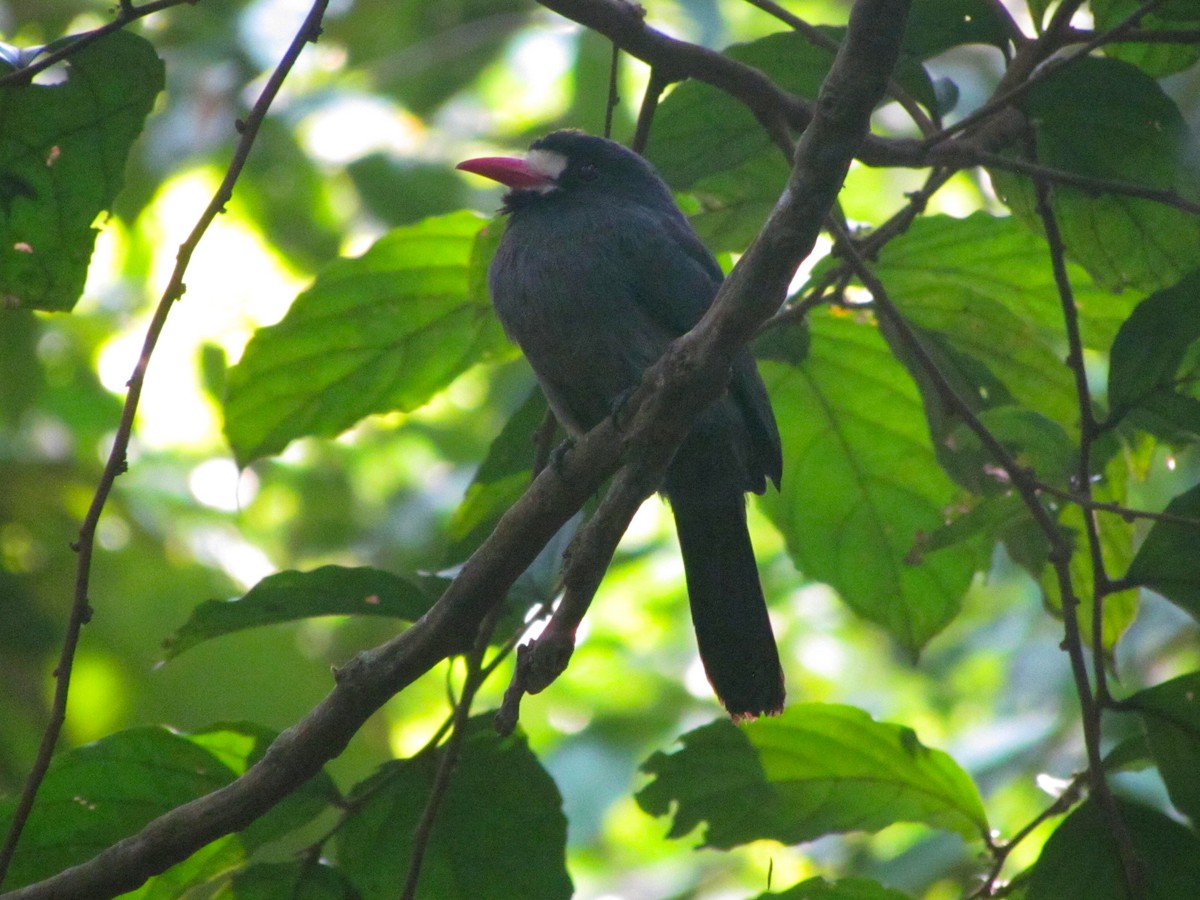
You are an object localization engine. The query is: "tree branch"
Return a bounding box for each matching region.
[3,2,912,896]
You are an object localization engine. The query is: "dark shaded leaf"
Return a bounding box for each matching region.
[1107,269,1200,439]
[335,716,571,900]
[637,706,987,849]
[1125,481,1200,620]
[442,386,547,566]
[1026,797,1200,899]
[163,565,434,660]
[1131,672,1200,824]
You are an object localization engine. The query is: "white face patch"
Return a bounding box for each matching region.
[524,149,568,193]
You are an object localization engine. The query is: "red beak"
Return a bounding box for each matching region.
[456,156,554,190]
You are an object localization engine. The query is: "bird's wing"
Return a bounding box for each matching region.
[620,206,783,491]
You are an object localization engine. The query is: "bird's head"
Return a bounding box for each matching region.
[456,130,672,212]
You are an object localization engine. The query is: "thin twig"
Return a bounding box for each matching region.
[1033,159,1145,897]
[0,0,329,888]
[400,603,504,900]
[968,774,1086,898]
[0,0,194,88]
[742,0,938,135]
[631,66,669,155]
[603,40,620,139]
[966,150,1200,215]
[1037,483,1200,529]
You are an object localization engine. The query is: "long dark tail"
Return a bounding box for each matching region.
[667,484,785,718]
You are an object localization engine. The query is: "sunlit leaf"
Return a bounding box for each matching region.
[162,566,435,660]
[637,706,988,849]
[335,716,571,900]
[224,211,510,465]
[0,31,163,311]
[760,309,980,653]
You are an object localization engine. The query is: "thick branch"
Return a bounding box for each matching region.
[4,2,911,897]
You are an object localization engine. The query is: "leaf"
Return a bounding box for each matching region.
[223,211,511,465]
[219,862,358,899]
[162,565,434,660]
[1131,672,1200,825]
[335,716,571,900]
[946,406,1078,490]
[1041,452,1139,654]
[760,309,980,654]
[1125,481,1200,620]
[902,0,1011,58]
[1107,269,1200,438]
[187,722,341,851]
[990,57,1200,293]
[754,876,913,899]
[0,728,238,890]
[0,31,164,311]
[1094,0,1200,77]
[869,212,1136,430]
[637,706,988,850]
[442,386,547,566]
[1026,797,1200,899]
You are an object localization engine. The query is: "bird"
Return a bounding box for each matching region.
[457,130,785,718]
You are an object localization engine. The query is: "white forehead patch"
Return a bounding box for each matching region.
[525,148,568,189]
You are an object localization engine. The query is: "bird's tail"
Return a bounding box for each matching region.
[667,485,785,718]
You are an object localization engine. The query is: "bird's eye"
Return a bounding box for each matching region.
[577,162,598,181]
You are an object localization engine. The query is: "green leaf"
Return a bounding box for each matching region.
[755,876,913,899]
[1095,0,1200,77]
[219,862,358,899]
[0,31,164,311]
[1026,797,1200,899]
[637,705,988,849]
[1108,269,1200,437]
[187,722,340,851]
[442,386,547,566]
[1131,672,1200,824]
[0,728,237,890]
[760,309,980,653]
[903,0,1011,57]
[990,57,1200,292]
[223,211,510,464]
[946,406,1078,490]
[1125,481,1200,620]
[870,212,1135,429]
[162,565,434,660]
[335,716,571,900]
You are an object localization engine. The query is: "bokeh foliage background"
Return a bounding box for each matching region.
[2,1,1200,898]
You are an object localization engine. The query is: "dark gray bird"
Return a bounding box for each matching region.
[457,130,785,718]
